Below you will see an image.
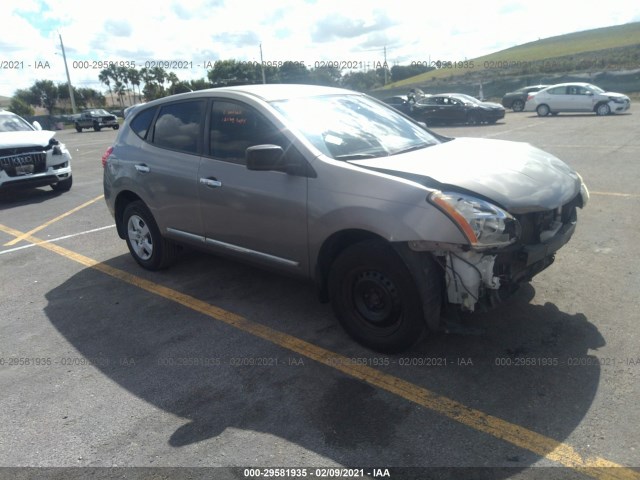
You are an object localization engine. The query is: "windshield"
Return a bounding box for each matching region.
[86,109,111,115]
[0,113,35,132]
[271,94,440,160]
[586,84,605,94]
[452,94,481,104]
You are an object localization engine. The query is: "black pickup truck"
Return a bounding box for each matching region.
[74,109,119,132]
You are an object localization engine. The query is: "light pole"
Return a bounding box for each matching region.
[59,33,77,113]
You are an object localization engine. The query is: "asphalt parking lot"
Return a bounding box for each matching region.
[1,109,639,480]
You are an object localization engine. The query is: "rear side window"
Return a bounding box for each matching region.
[130,107,157,140]
[547,86,567,95]
[152,101,205,154]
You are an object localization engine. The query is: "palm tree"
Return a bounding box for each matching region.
[116,66,133,105]
[128,68,141,104]
[152,66,167,88]
[98,69,115,106]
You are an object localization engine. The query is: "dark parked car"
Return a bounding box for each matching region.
[103,84,588,352]
[75,109,119,132]
[502,85,549,112]
[411,93,505,125]
[381,95,415,115]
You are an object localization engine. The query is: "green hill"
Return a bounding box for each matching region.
[383,22,640,90]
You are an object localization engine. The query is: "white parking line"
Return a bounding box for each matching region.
[482,123,540,138]
[0,225,115,255]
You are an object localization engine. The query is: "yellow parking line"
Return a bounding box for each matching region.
[1,222,638,480]
[3,194,104,247]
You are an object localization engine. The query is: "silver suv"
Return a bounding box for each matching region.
[103,85,588,352]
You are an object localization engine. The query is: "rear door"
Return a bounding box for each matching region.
[545,86,571,110]
[198,99,309,275]
[124,100,206,238]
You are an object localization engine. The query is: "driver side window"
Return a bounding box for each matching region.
[208,100,302,170]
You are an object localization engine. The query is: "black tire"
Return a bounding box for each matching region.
[512,99,525,112]
[595,103,610,116]
[328,240,430,352]
[466,112,480,125]
[50,175,72,192]
[113,124,119,130]
[75,124,82,133]
[122,201,179,270]
[93,123,101,132]
[536,104,550,117]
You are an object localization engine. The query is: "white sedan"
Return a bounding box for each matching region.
[524,82,631,116]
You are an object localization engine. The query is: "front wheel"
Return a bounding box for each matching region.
[536,104,550,117]
[123,201,179,270]
[328,240,430,352]
[595,103,611,116]
[113,124,119,130]
[51,175,72,192]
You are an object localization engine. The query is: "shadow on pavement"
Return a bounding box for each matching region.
[43,251,605,474]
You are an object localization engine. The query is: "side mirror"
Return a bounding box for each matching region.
[246,144,286,171]
[32,121,42,131]
[246,144,307,176]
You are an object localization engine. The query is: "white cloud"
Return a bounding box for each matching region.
[1,0,638,97]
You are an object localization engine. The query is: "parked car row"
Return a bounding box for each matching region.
[383,92,506,126]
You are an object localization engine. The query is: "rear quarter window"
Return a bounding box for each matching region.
[130,107,157,140]
[152,101,205,154]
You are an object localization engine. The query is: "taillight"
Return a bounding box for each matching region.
[526,95,533,101]
[101,146,113,168]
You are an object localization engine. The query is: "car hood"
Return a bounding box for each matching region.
[0,130,55,149]
[350,137,581,213]
[604,91,629,99]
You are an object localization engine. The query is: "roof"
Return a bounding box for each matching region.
[202,84,357,101]
[139,84,359,109]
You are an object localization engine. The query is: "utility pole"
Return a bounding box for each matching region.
[259,43,266,84]
[59,33,77,113]
[383,46,388,85]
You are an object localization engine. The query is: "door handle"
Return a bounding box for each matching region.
[200,177,222,188]
[134,164,150,173]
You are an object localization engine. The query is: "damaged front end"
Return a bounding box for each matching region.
[410,187,588,312]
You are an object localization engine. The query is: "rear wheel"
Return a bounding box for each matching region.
[536,104,550,117]
[75,124,82,133]
[328,240,434,352]
[93,122,101,132]
[123,201,179,270]
[512,99,524,112]
[595,103,610,116]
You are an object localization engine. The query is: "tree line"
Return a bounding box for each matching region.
[9,61,434,115]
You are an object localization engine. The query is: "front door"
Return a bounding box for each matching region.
[198,99,309,275]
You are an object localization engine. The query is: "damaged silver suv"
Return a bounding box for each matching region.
[103,85,588,352]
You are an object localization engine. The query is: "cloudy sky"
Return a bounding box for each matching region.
[1,0,639,97]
